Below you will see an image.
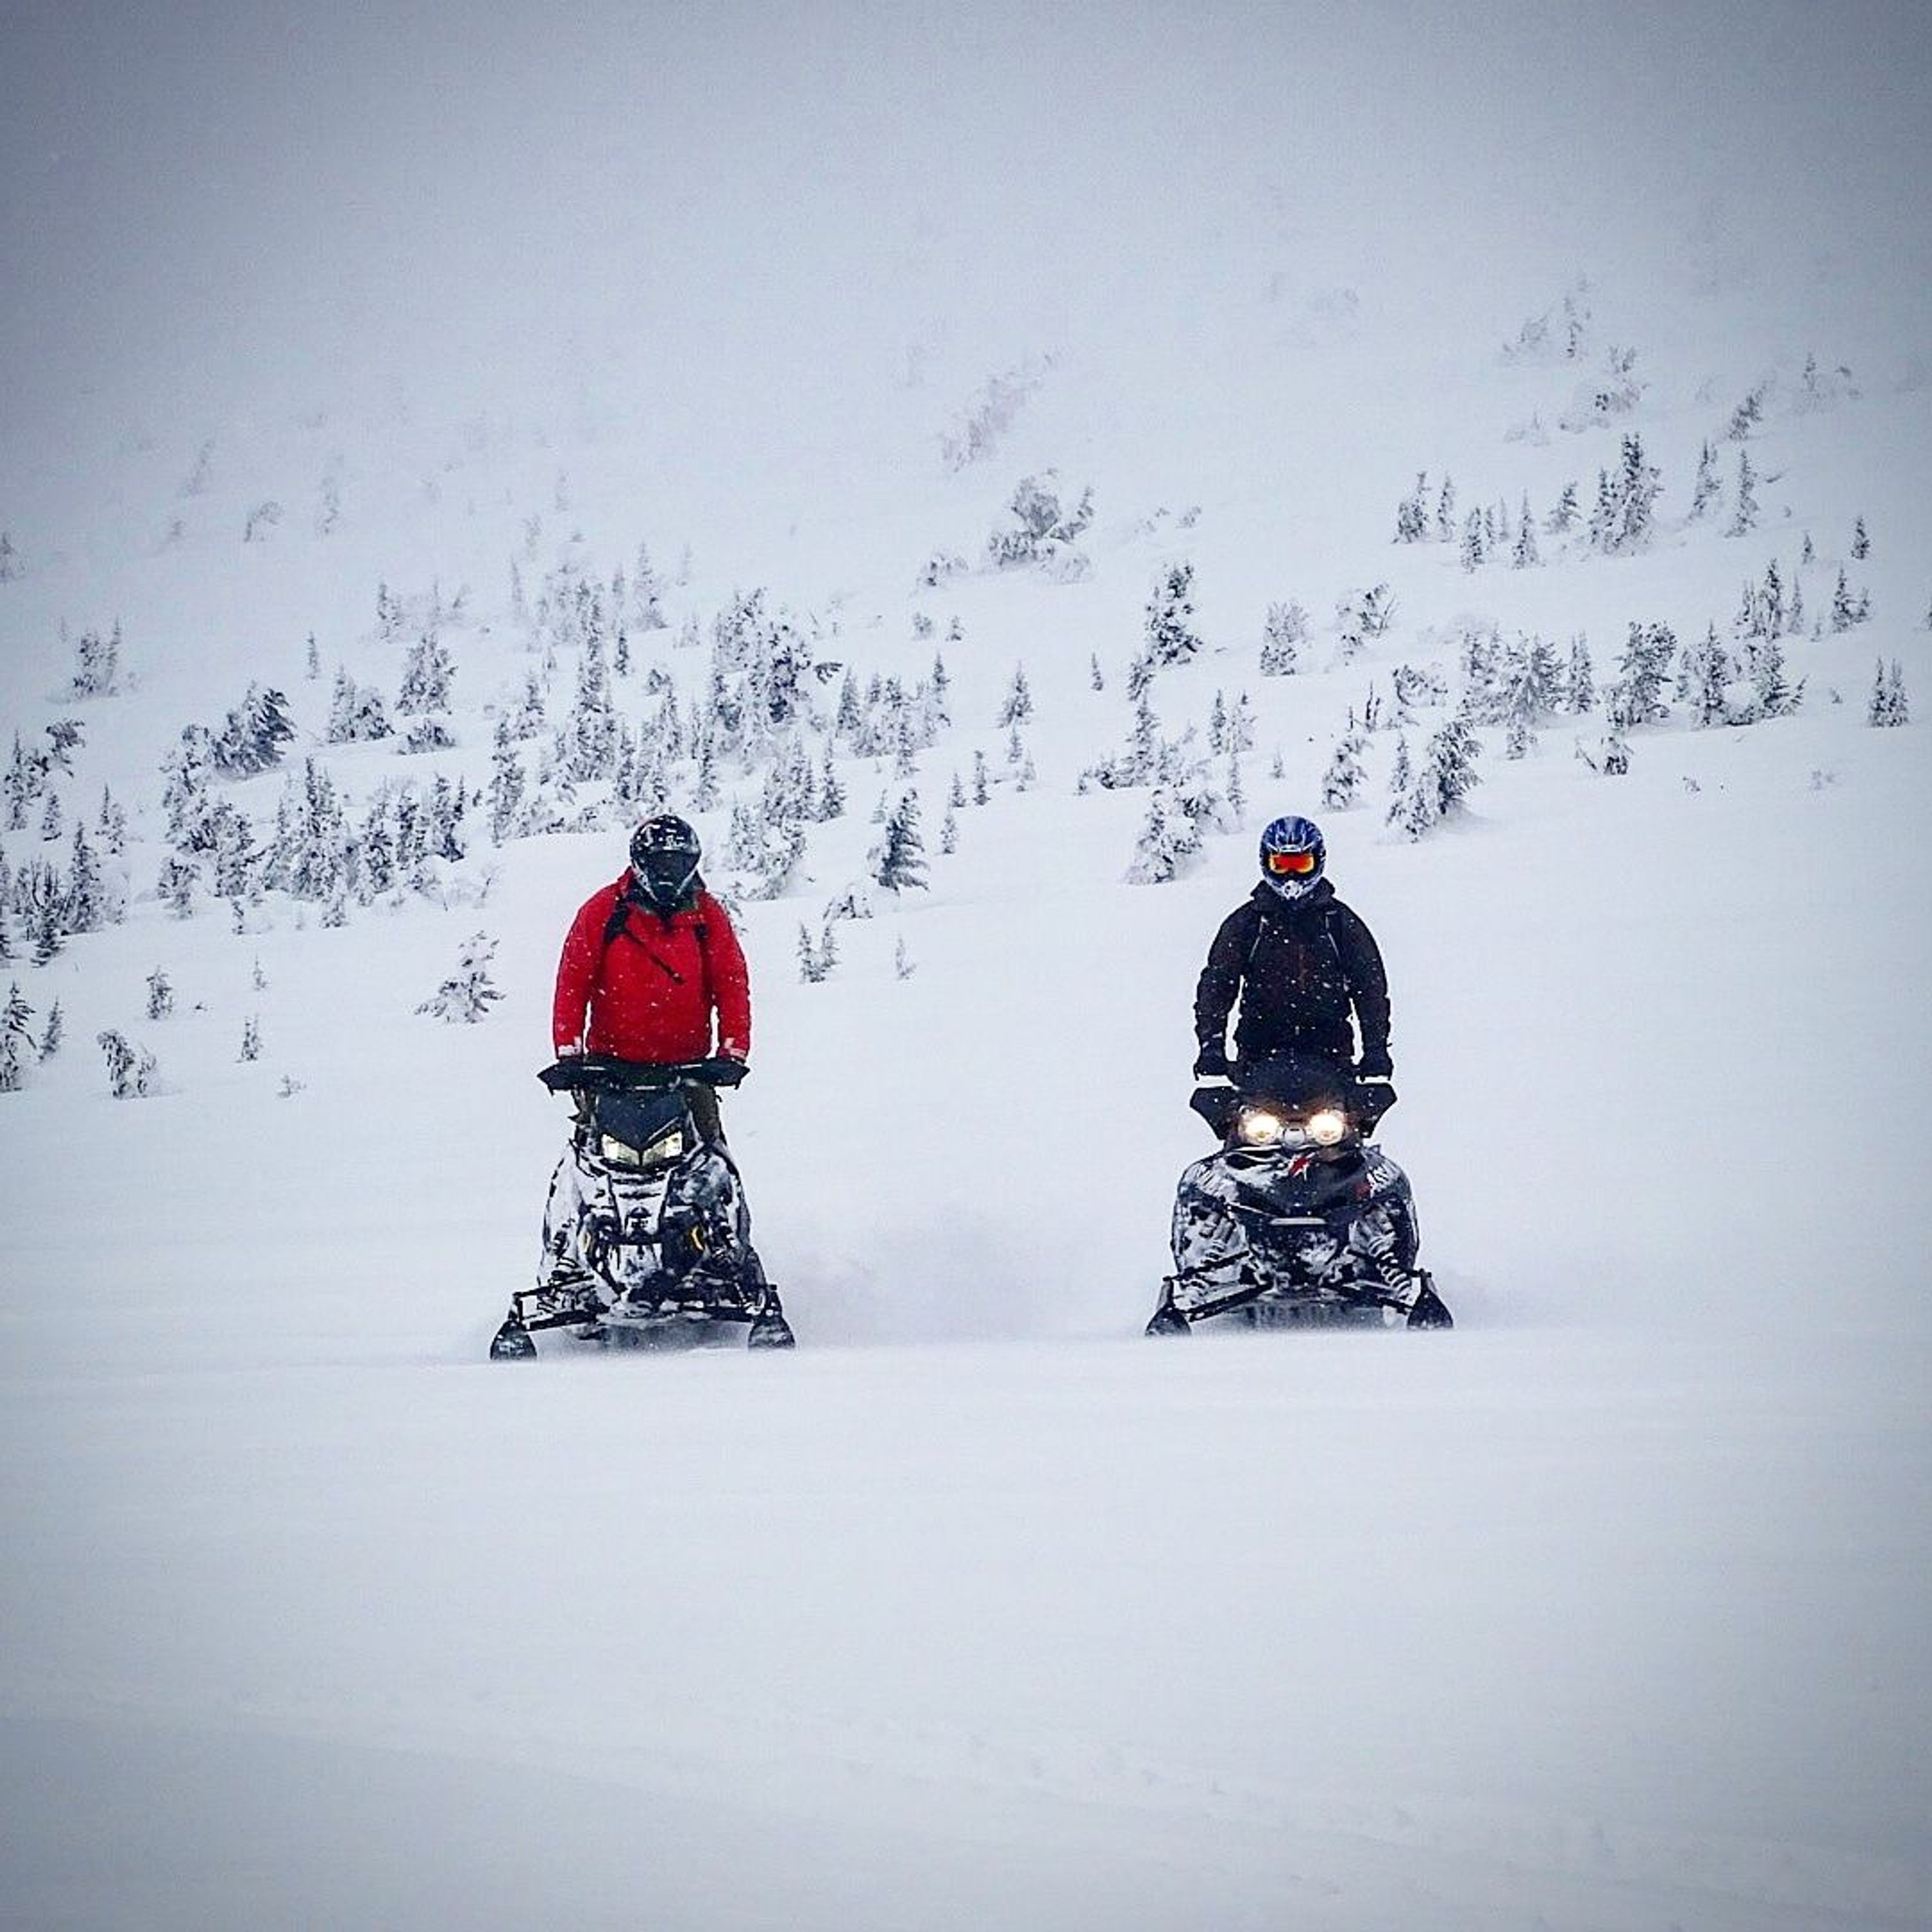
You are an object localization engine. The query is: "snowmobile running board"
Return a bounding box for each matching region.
[509,1301,762,1334]
[1150,1273,1412,1331]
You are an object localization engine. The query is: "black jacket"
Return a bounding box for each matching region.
[1194,879,1392,1072]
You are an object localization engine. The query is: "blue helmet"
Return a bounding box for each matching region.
[1258,814,1325,902]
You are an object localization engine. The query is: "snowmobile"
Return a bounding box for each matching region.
[1144,1052,1452,1335]
[490,1056,794,1359]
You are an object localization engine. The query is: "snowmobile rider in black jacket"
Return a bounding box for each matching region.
[1193,814,1394,1091]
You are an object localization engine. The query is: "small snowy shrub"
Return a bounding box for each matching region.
[97,1029,157,1097]
[416,933,503,1023]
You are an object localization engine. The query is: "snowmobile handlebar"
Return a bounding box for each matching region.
[538,1054,746,1094]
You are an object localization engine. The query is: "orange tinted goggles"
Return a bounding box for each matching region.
[1265,848,1318,876]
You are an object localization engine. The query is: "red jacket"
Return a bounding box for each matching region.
[552,876,751,1063]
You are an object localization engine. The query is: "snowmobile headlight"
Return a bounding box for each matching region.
[600,1125,686,1168]
[1237,1108,1285,1147]
[1306,1108,1348,1148]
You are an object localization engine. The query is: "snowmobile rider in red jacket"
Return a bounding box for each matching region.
[553,813,750,1141]
[1193,814,1394,1094]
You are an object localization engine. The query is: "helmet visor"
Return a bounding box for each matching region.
[635,850,697,894]
[1264,848,1319,876]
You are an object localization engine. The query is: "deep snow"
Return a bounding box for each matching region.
[3,5,1931,1927]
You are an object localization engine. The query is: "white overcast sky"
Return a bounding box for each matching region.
[3,0,1927,454]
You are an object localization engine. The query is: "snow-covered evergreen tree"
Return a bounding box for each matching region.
[1682,623,1735,728]
[1725,383,1766,442]
[96,1029,157,1098]
[416,933,503,1023]
[796,922,837,984]
[1544,482,1580,534]
[65,824,105,933]
[1689,441,1721,520]
[1125,784,1204,883]
[1144,563,1203,666]
[987,474,1094,572]
[1321,728,1369,809]
[997,664,1033,727]
[1387,709,1482,839]
[1562,634,1596,713]
[566,634,618,782]
[817,745,846,822]
[156,855,196,921]
[0,983,34,1092]
[1851,516,1870,560]
[39,997,62,1060]
[1394,472,1431,542]
[327,669,391,743]
[872,791,929,893]
[396,632,455,714]
[1742,634,1803,720]
[1829,568,1865,632]
[427,776,466,863]
[210,685,296,777]
[1511,495,1540,568]
[239,1015,263,1062]
[1727,451,1760,536]
[1614,622,1676,726]
[488,720,527,844]
[1608,434,1661,551]
[18,860,62,961]
[69,623,121,698]
[1260,600,1308,675]
[97,785,126,855]
[630,541,668,630]
[146,968,174,1020]
[1867,659,1909,726]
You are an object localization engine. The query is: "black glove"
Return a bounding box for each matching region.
[1356,1045,1393,1081]
[1193,1044,1230,1079]
[704,1056,748,1088]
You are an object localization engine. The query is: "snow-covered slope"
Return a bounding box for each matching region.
[3,7,1929,1927]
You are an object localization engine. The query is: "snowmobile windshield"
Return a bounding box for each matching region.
[591,1085,687,1163]
[1234,1052,1358,1113]
[1191,1050,1386,1142]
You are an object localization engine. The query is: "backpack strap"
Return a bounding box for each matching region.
[600,879,645,951]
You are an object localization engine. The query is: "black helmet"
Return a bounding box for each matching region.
[629,813,701,911]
